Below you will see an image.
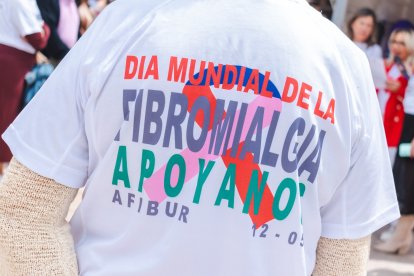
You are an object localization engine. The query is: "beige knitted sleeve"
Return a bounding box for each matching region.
[0,158,79,276]
[313,235,371,276]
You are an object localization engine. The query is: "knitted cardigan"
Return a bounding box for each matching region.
[0,158,370,275]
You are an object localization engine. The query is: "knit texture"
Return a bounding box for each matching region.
[0,158,79,275]
[0,159,371,275]
[313,235,371,275]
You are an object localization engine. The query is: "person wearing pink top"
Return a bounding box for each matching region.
[36,0,80,62]
[57,0,80,49]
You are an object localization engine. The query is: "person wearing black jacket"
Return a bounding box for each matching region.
[36,0,79,62]
[36,0,72,61]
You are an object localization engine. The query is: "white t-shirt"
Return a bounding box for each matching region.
[354,43,387,89]
[0,0,43,54]
[404,76,414,115]
[3,0,399,275]
[354,42,382,60]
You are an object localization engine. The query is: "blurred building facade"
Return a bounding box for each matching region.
[332,0,414,31]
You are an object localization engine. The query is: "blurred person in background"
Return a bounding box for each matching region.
[375,48,414,255]
[378,28,414,165]
[36,0,80,64]
[381,20,414,60]
[347,8,382,60]
[87,0,107,18]
[0,0,50,176]
[78,0,93,35]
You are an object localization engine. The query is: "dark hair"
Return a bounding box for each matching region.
[347,8,377,46]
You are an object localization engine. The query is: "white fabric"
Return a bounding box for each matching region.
[0,0,43,54]
[404,76,414,115]
[368,57,387,89]
[354,42,382,60]
[2,0,400,275]
[87,0,98,8]
[377,64,402,116]
[388,147,397,167]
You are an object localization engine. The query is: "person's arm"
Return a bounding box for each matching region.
[313,236,371,276]
[25,23,51,51]
[0,158,78,275]
[385,76,408,96]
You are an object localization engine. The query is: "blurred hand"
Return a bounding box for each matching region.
[411,139,414,158]
[36,51,48,64]
[385,79,401,92]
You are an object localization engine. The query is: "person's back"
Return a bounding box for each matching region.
[1,0,399,275]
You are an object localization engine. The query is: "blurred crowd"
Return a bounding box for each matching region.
[0,0,113,175]
[0,0,413,256]
[344,7,414,256]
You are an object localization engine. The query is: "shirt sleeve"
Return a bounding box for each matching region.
[1,16,104,188]
[320,49,400,239]
[371,44,383,60]
[12,0,43,37]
